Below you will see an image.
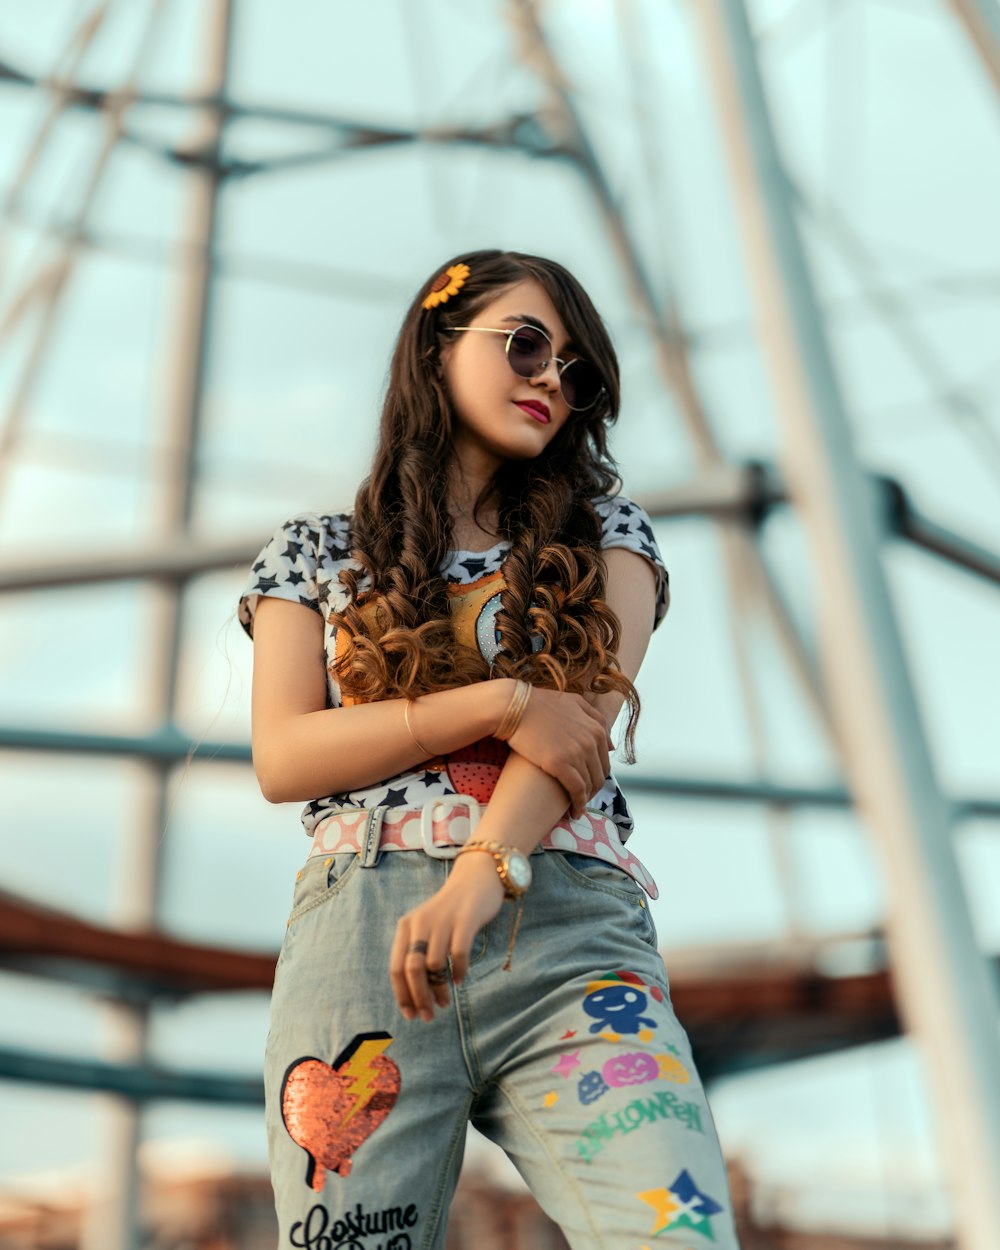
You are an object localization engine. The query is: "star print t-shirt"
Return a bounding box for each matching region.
[237,495,669,843]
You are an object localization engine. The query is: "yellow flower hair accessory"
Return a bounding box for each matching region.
[422,262,470,310]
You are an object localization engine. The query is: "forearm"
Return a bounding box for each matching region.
[464,749,573,855]
[254,679,512,803]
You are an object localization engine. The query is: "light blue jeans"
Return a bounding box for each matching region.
[264,821,742,1249]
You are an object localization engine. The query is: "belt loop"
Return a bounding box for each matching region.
[360,807,388,868]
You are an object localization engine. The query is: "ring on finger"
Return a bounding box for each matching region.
[407,940,429,956]
[426,966,449,986]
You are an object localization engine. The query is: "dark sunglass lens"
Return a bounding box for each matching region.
[561,359,603,410]
[507,327,548,377]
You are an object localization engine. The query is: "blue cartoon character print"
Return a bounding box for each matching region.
[582,970,664,1040]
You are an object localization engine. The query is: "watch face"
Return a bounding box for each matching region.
[506,852,532,892]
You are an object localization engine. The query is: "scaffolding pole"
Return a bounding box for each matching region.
[79,3,235,1250]
[693,1,1000,1246]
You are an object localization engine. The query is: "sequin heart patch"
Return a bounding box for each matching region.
[281,1032,401,1190]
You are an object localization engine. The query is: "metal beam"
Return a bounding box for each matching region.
[1,468,997,589]
[0,1046,263,1105]
[948,0,1000,97]
[4,724,1000,823]
[694,2,1000,1245]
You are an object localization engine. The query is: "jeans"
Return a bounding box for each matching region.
[263,831,742,1250]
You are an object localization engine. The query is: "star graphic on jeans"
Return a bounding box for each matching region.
[552,1051,581,1079]
[381,787,409,807]
[638,1169,724,1237]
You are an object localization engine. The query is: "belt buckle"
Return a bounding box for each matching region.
[420,796,481,859]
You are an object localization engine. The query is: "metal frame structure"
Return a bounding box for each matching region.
[0,2,998,1247]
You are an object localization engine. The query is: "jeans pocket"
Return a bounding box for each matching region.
[286,851,360,927]
[550,851,659,948]
[552,850,644,900]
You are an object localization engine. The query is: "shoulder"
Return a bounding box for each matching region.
[592,494,657,553]
[287,511,355,569]
[591,493,671,629]
[238,509,358,639]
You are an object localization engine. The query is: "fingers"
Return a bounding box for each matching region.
[390,867,506,1021]
[391,906,482,1022]
[528,693,611,817]
[448,919,477,986]
[424,931,452,1011]
[391,929,451,1022]
[388,927,421,1021]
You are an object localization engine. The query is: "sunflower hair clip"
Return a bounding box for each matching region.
[422,262,470,310]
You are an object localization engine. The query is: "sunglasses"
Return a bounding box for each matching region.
[449,323,605,412]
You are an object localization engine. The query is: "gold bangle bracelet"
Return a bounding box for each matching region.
[494,682,518,740]
[495,678,531,741]
[497,679,531,740]
[404,698,434,758]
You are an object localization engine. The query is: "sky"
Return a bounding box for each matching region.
[0,0,998,1239]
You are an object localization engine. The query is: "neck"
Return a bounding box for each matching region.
[445,456,502,549]
[446,448,499,526]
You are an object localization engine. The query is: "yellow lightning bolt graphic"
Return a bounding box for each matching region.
[340,1036,394,1125]
[636,1187,680,1235]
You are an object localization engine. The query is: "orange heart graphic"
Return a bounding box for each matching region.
[281,1032,401,1190]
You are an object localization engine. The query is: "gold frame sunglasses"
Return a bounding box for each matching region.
[449,324,605,412]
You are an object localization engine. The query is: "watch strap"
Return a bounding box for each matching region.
[455,839,529,898]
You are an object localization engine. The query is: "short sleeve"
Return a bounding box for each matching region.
[237,513,325,640]
[594,494,670,630]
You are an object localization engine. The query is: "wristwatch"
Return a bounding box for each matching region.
[456,839,533,898]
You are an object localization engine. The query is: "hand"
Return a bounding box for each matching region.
[505,687,612,818]
[389,854,504,1022]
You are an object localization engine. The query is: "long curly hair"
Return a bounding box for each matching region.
[329,248,642,759]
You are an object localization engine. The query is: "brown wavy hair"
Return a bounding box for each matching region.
[329,248,643,759]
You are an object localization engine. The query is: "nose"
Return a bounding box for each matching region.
[530,356,561,394]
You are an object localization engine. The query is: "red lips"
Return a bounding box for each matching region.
[514,399,550,423]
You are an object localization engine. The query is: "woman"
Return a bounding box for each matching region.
[239,250,741,1249]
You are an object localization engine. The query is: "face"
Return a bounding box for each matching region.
[438,278,577,474]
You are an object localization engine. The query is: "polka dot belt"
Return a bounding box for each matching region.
[307,796,659,900]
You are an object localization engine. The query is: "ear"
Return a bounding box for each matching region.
[435,339,453,379]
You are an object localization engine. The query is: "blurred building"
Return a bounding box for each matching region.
[0,1156,958,1250]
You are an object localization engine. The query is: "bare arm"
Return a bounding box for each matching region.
[249,596,511,802]
[249,595,614,809]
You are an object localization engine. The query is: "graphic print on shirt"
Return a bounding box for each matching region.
[281,1032,401,1190]
[332,570,514,803]
[237,495,670,834]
